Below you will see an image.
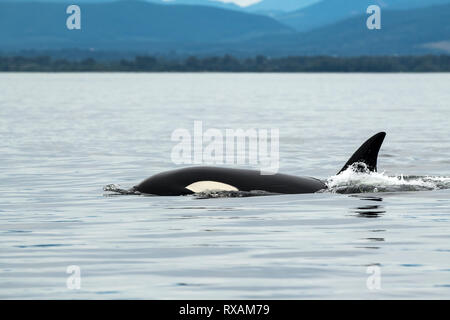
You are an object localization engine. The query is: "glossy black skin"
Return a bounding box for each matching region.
[134,166,327,196]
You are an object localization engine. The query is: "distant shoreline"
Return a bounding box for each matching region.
[1,55,449,72]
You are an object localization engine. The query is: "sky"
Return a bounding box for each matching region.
[162,0,262,7]
[216,0,261,7]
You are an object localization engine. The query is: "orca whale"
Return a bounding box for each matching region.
[132,132,386,196]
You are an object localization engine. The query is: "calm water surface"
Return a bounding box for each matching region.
[0,73,449,299]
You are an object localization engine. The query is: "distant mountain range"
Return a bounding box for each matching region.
[239,3,450,56]
[277,0,450,31]
[0,0,449,57]
[0,0,321,12]
[0,1,291,50]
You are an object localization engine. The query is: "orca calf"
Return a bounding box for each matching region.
[132,132,386,196]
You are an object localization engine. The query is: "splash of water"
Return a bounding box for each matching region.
[103,184,274,198]
[194,190,275,199]
[324,163,450,194]
[103,184,141,195]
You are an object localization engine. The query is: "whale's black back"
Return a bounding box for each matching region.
[135,166,326,196]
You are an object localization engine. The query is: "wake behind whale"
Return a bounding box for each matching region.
[104,132,450,197]
[324,164,450,194]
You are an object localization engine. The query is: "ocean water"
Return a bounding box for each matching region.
[0,73,449,299]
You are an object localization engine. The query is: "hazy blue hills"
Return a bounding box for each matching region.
[0,0,448,56]
[0,1,292,50]
[0,0,318,12]
[278,0,450,31]
[301,2,450,55]
[240,3,450,56]
[0,0,315,13]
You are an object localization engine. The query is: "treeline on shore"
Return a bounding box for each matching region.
[1,55,449,72]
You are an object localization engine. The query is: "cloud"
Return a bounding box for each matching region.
[214,0,262,7]
[161,0,262,8]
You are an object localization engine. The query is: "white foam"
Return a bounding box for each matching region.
[325,163,450,194]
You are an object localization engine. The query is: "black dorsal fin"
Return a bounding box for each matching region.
[337,132,386,175]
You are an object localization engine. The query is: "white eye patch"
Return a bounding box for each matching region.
[185,181,239,193]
